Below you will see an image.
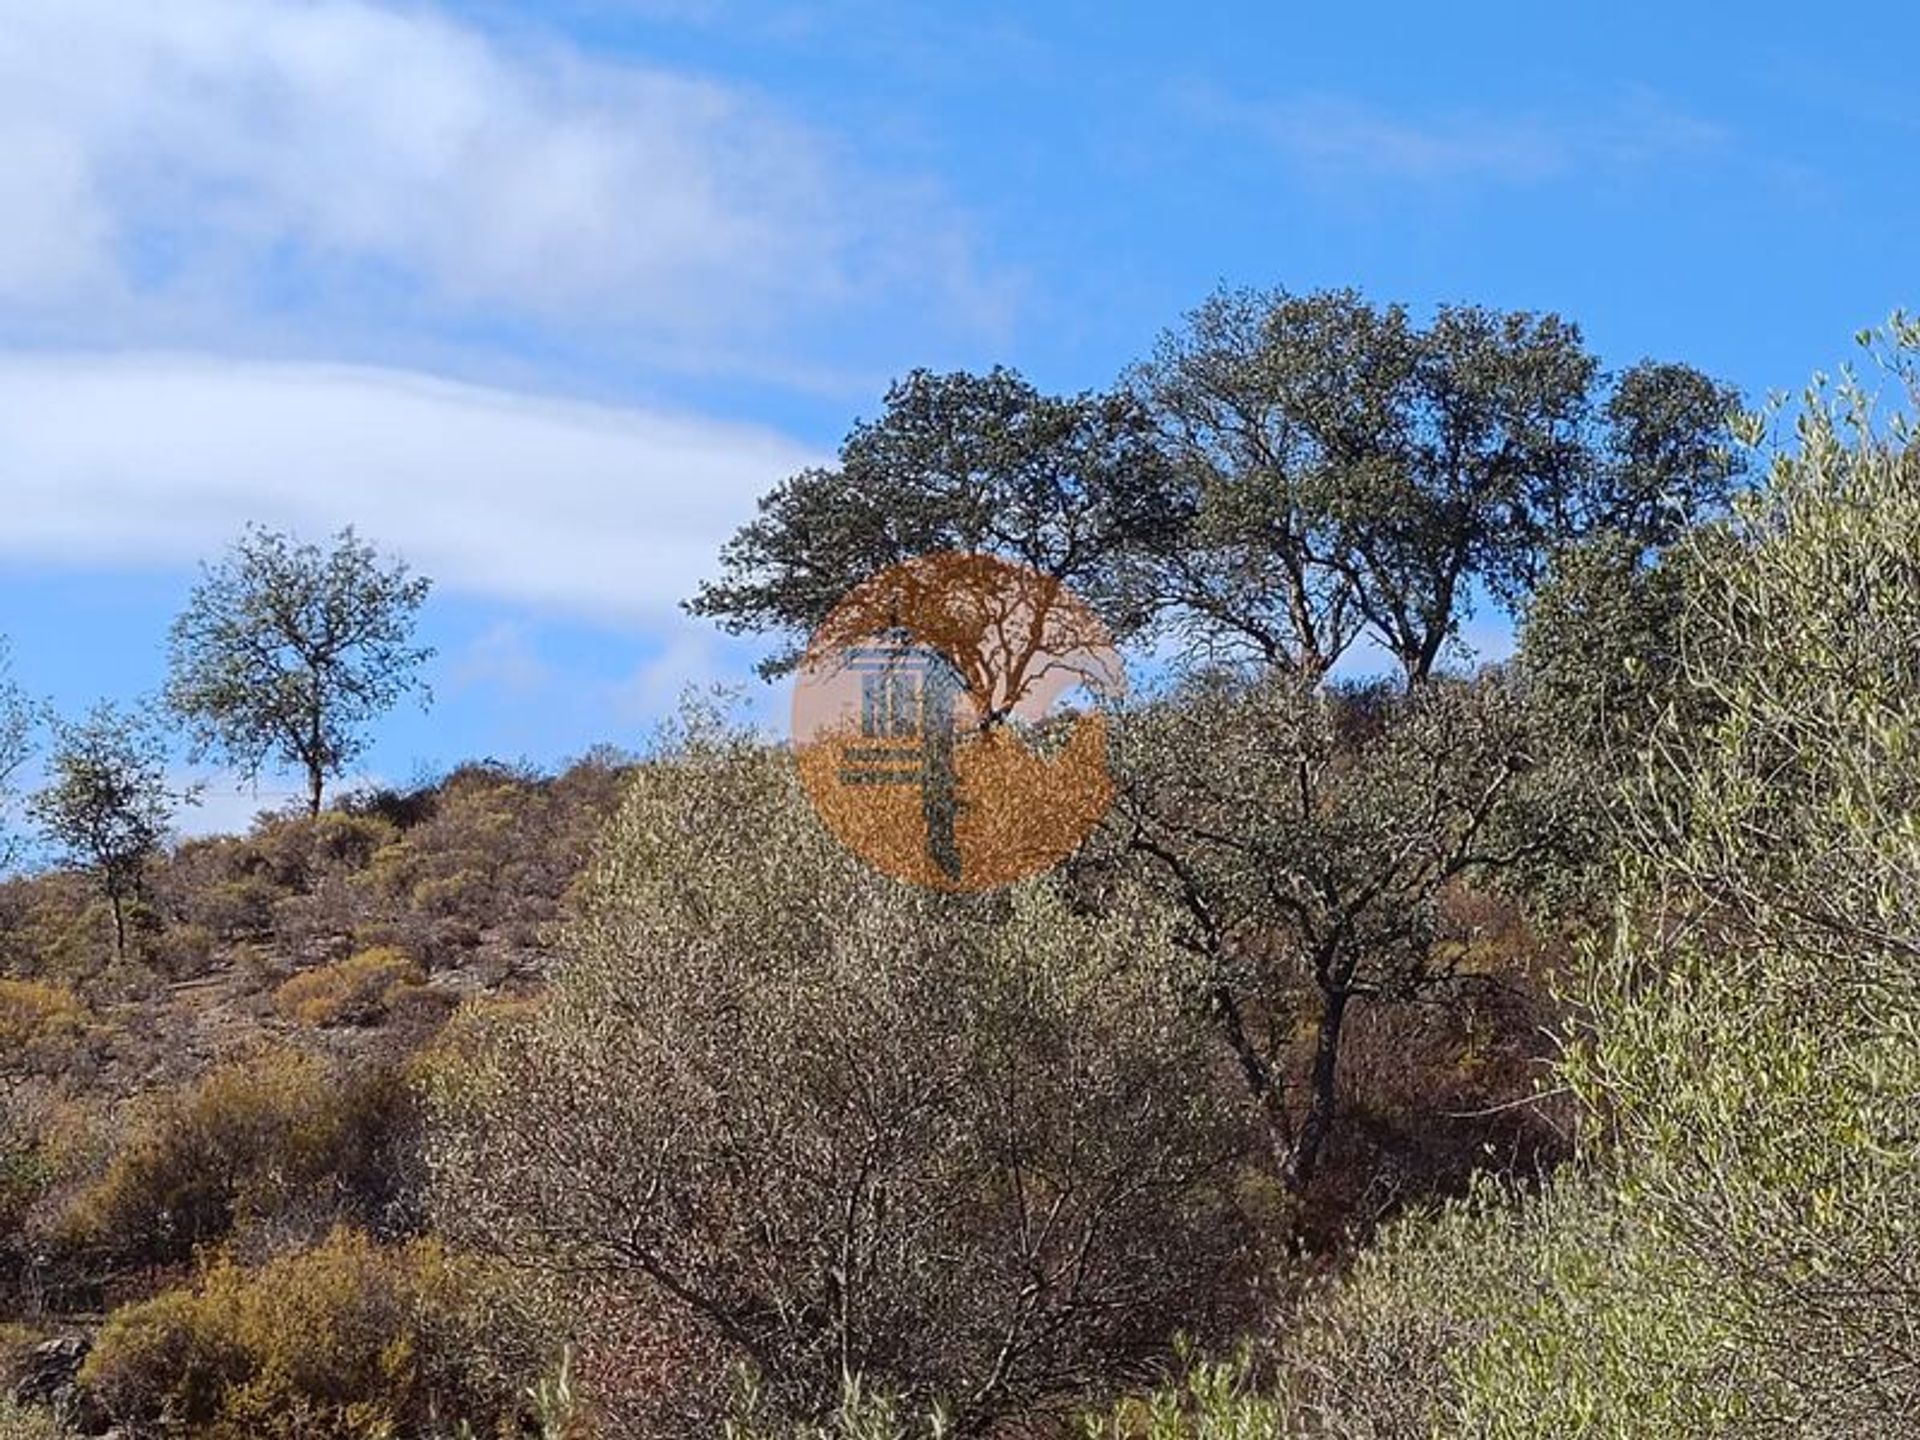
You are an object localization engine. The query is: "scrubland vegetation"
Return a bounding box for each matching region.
[2,294,1916,1435]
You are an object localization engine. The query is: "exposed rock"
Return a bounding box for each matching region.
[8,1334,107,1434]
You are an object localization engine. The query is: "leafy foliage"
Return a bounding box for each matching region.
[1118,321,1920,1438]
[1131,288,1742,680]
[167,526,432,815]
[8,301,1900,1439]
[63,1048,419,1269]
[28,702,182,961]
[428,712,1259,1431]
[80,1227,537,1439]
[689,368,1184,675]
[1106,672,1549,1192]
[274,946,425,1027]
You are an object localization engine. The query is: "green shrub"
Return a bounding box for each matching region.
[1135,326,1920,1438]
[726,1371,948,1439]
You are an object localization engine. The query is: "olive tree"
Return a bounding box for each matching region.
[167,526,432,816]
[427,711,1253,1432]
[1558,339,1920,1429]
[30,702,182,960]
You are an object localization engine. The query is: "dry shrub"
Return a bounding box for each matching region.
[359,756,629,968]
[61,1049,420,1269]
[1,1088,103,1261]
[80,1227,540,1439]
[137,920,218,981]
[200,873,285,939]
[0,1108,49,1250]
[0,981,86,1062]
[245,812,400,893]
[8,754,626,991]
[274,947,425,1028]
[379,982,461,1041]
[0,1398,72,1440]
[157,814,399,958]
[153,836,277,940]
[0,875,111,985]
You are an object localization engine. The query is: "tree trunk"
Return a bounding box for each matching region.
[1211,985,1294,1175]
[1283,986,1350,1192]
[307,674,326,816]
[109,891,127,962]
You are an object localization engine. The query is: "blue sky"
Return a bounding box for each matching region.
[1,0,1916,833]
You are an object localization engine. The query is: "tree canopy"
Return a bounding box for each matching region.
[29,701,180,959]
[167,526,433,816]
[694,290,1743,687]
[1131,287,1744,680]
[689,367,1185,675]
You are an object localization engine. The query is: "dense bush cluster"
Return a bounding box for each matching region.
[59,1048,419,1274]
[275,948,426,1028]
[428,723,1266,1430]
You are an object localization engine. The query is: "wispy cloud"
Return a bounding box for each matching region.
[1183,86,1727,188]
[0,0,1001,360]
[605,625,769,730]
[447,621,557,698]
[0,352,823,624]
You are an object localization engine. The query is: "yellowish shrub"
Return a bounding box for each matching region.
[0,1323,48,1389]
[0,979,85,1048]
[80,1227,528,1439]
[0,1397,73,1440]
[274,947,424,1028]
[61,1049,415,1267]
[0,980,87,1068]
[245,812,400,892]
[0,872,109,982]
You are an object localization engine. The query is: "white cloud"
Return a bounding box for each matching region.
[447,621,557,697]
[0,0,993,350]
[1186,87,1726,187]
[0,351,821,623]
[605,623,768,726]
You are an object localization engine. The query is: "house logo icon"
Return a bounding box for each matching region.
[792,552,1124,891]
